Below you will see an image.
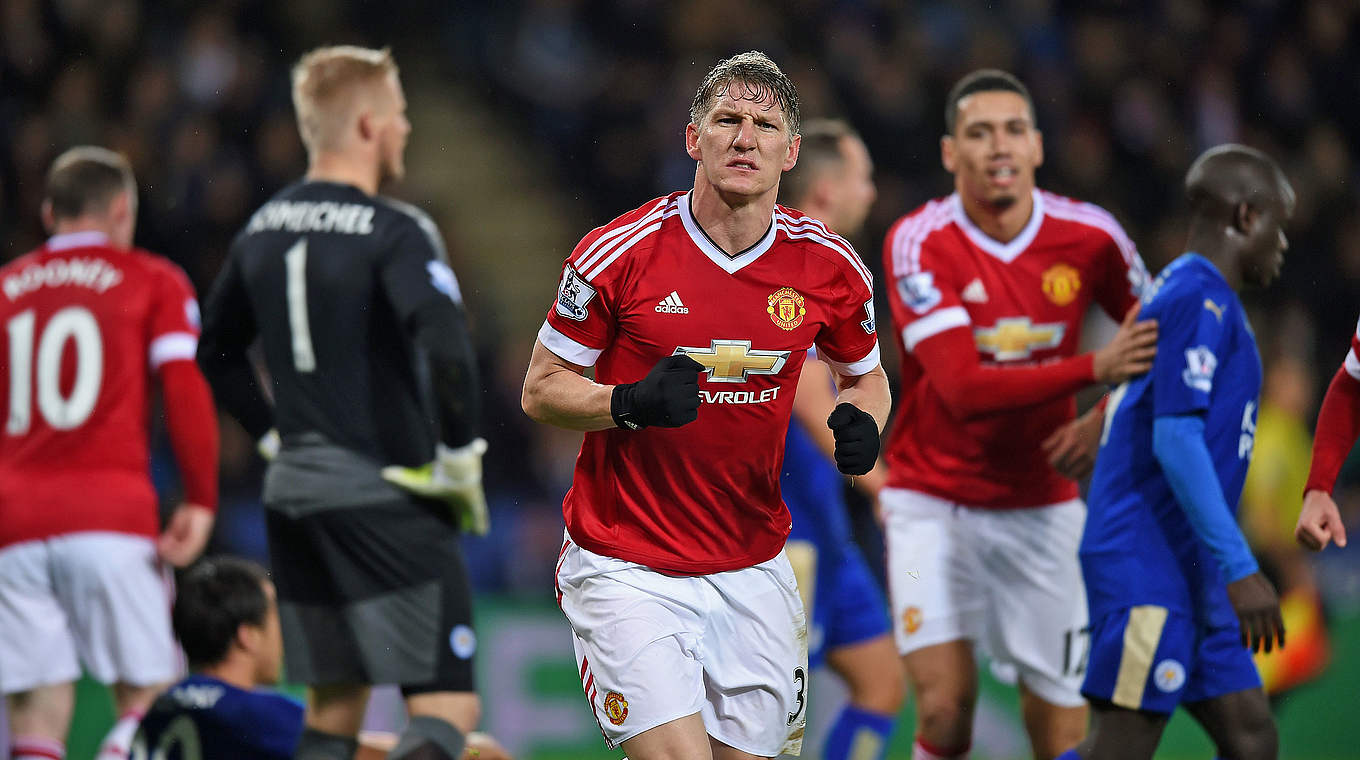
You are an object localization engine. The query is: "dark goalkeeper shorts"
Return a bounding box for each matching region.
[266,498,476,692]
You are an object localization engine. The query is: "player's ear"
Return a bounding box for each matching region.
[108,189,131,223]
[783,133,801,172]
[1032,128,1044,170]
[40,200,55,234]
[1233,202,1257,237]
[941,135,956,173]
[685,122,702,161]
[236,621,260,654]
[357,109,374,143]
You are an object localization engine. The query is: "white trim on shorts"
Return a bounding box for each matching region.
[0,532,179,693]
[554,532,808,756]
[880,488,1089,707]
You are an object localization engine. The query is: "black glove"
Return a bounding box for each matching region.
[827,403,879,475]
[611,354,704,430]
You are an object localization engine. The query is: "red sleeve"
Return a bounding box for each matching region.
[146,257,218,510]
[1305,364,1360,495]
[539,200,670,366]
[884,203,1096,421]
[159,360,219,511]
[1079,201,1149,322]
[913,328,1095,421]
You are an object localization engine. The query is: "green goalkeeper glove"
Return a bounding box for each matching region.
[381,438,490,535]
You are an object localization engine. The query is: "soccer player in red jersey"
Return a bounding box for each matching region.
[879,70,1157,760]
[522,52,891,760]
[0,147,218,760]
[1296,316,1360,552]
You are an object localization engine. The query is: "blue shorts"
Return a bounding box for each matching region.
[783,424,890,669]
[1082,604,1262,714]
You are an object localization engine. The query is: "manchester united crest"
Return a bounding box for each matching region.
[603,691,629,726]
[1041,263,1081,307]
[903,606,923,635]
[767,287,806,330]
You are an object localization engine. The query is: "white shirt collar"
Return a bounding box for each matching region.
[677,191,778,274]
[951,188,1045,263]
[47,231,111,251]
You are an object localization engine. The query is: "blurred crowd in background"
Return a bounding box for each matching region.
[3,0,1360,608]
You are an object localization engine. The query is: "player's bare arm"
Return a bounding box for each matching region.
[824,364,890,476]
[1226,572,1286,654]
[1297,361,1360,550]
[1091,301,1158,384]
[522,339,703,432]
[1297,490,1347,551]
[1041,406,1104,481]
[157,504,214,567]
[792,359,887,493]
[521,339,618,431]
[831,363,891,432]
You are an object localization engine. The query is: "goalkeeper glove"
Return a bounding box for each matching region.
[827,403,879,476]
[381,438,490,535]
[258,429,281,461]
[611,354,704,430]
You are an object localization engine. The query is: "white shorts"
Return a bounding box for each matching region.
[881,489,1088,707]
[555,534,808,757]
[0,532,179,693]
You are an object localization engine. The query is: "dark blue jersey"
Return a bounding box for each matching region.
[132,674,303,760]
[1082,253,1261,628]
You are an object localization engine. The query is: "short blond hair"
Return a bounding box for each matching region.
[291,45,399,152]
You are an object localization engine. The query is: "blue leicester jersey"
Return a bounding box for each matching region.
[132,675,303,760]
[1082,253,1261,628]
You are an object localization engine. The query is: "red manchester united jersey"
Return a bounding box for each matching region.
[541,192,880,574]
[883,189,1147,508]
[0,232,202,546]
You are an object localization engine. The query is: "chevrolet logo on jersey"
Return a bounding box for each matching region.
[675,340,790,383]
[974,318,1065,361]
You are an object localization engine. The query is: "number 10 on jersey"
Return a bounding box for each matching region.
[6,306,103,435]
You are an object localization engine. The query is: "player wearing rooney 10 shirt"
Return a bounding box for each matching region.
[0,146,218,760]
[522,51,890,760]
[879,70,1158,760]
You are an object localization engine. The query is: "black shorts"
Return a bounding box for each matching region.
[266,498,475,693]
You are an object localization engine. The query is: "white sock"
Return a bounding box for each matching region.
[94,710,144,760]
[12,735,65,760]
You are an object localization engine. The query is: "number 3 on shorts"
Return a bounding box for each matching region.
[787,666,806,725]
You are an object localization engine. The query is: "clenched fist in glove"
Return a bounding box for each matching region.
[611,354,704,430]
[827,402,879,476]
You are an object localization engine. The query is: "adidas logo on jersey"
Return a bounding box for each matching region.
[961,278,989,303]
[655,291,689,314]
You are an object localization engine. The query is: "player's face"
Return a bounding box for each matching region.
[823,136,876,236]
[942,91,1043,209]
[686,82,800,202]
[1241,180,1296,287]
[375,72,411,185]
[253,581,285,685]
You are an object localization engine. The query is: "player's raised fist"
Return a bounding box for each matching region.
[1094,301,1158,384]
[827,403,879,476]
[611,354,704,430]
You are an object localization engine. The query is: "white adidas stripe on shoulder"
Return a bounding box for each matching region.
[582,209,677,282]
[889,199,955,276]
[572,197,670,274]
[575,203,678,283]
[1041,192,1144,274]
[774,212,873,291]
